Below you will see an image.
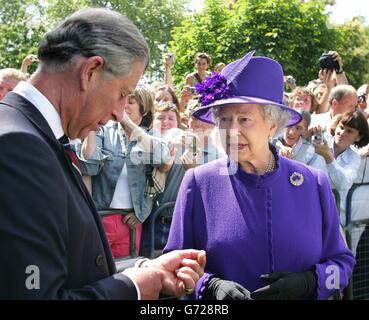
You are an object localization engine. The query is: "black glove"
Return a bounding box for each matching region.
[202,277,251,300]
[250,271,317,300]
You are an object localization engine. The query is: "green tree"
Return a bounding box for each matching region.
[169,0,342,87]
[0,0,47,70]
[334,17,369,88]
[0,0,188,79]
[169,0,232,87]
[90,0,190,80]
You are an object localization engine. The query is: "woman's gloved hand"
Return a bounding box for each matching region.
[203,277,251,300]
[251,271,318,300]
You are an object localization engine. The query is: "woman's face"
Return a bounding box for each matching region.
[153,110,179,134]
[195,58,209,73]
[125,95,143,125]
[313,85,326,102]
[292,95,312,111]
[283,119,308,147]
[154,89,173,105]
[218,104,275,166]
[334,121,361,150]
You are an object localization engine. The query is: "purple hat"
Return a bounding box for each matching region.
[193,50,302,126]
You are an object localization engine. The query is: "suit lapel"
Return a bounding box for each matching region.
[2,93,117,273]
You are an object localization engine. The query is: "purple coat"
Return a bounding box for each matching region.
[164,153,355,300]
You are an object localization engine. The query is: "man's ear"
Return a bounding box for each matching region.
[331,98,338,110]
[79,56,104,91]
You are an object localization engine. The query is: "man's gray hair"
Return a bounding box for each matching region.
[38,8,149,76]
[212,104,290,137]
[329,84,357,106]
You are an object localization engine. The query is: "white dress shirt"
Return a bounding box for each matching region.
[325,133,361,225]
[11,81,142,299]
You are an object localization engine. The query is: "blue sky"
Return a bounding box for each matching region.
[189,0,369,25]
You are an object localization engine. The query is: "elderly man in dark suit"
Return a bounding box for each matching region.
[0,7,205,299]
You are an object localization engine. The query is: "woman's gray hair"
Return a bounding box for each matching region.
[212,104,290,137]
[38,8,149,77]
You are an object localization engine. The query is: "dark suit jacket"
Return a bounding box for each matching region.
[0,92,138,299]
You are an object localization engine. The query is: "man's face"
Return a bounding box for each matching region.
[334,93,357,116]
[65,60,145,140]
[0,76,19,100]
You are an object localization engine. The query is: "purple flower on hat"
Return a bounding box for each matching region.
[195,72,231,106]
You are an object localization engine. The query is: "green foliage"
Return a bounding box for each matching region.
[169,0,232,87]
[334,18,369,88]
[0,0,368,89]
[99,0,190,80]
[0,0,47,69]
[0,0,188,79]
[169,0,342,87]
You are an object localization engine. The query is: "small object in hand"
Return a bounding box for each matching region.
[185,288,194,295]
[285,75,296,86]
[319,53,340,72]
[165,53,175,64]
[311,130,324,145]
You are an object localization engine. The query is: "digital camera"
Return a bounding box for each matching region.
[311,130,324,145]
[319,53,340,72]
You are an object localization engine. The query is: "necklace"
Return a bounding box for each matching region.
[265,151,275,173]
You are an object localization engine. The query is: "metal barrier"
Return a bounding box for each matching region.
[342,182,369,300]
[98,209,138,259]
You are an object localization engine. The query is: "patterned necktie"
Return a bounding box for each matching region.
[58,135,82,176]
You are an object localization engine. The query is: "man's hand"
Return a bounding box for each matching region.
[144,249,206,296]
[122,267,164,300]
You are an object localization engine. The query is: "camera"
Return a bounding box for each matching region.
[358,94,366,104]
[311,130,324,145]
[285,75,296,86]
[165,53,175,64]
[319,53,340,72]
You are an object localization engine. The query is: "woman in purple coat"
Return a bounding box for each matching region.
[164,51,355,300]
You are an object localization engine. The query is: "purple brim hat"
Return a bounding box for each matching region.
[193,50,302,127]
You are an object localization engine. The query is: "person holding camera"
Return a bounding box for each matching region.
[20,54,39,75]
[313,110,369,225]
[310,84,358,132]
[184,52,212,87]
[319,51,348,85]
[357,84,369,117]
[309,51,349,114]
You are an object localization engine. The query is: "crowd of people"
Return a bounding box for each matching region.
[0,6,369,300]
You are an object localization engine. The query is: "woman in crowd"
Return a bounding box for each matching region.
[140,102,195,256]
[164,51,355,300]
[313,110,369,225]
[77,86,170,258]
[289,87,319,114]
[184,52,212,87]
